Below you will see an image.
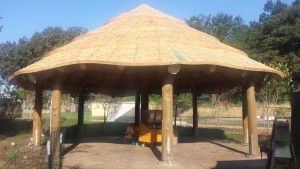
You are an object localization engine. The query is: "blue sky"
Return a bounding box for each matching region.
[0,0,295,43]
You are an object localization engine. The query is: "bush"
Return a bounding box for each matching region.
[0,90,23,119]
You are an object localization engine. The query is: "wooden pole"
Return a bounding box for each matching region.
[135,90,141,126]
[32,87,43,145]
[77,90,84,139]
[242,86,249,144]
[50,81,62,168]
[246,81,259,155]
[162,77,173,161]
[141,78,149,111]
[140,76,149,123]
[192,91,198,138]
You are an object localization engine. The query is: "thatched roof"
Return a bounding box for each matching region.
[9,4,283,95]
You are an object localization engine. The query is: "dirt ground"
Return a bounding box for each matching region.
[0,133,32,166]
[62,137,267,169]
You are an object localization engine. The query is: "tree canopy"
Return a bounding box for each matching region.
[186,0,300,83]
[0,26,87,118]
[0,26,87,86]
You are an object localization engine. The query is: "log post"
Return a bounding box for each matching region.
[135,90,141,126]
[246,81,259,155]
[192,91,198,138]
[77,90,84,139]
[140,76,149,123]
[242,86,249,144]
[162,77,174,161]
[50,81,62,168]
[141,77,149,111]
[32,87,43,145]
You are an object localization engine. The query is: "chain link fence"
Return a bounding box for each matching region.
[0,144,48,169]
[0,129,64,169]
[177,105,291,134]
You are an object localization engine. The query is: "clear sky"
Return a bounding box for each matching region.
[0,0,295,43]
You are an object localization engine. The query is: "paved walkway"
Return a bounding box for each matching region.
[62,137,267,169]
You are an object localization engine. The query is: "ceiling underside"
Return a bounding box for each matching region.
[11,63,270,96]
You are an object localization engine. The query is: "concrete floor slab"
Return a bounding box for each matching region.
[62,137,267,169]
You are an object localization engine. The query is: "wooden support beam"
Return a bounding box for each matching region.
[32,87,43,145]
[246,81,259,155]
[162,77,174,161]
[242,86,249,144]
[141,76,149,111]
[50,81,62,168]
[192,91,198,138]
[77,90,84,139]
[135,90,141,126]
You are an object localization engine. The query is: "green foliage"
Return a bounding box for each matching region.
[149,94,162,108]
[174,93,192,112]
[0,26,87,118]
[6,145,20,162]
[0,26,87,83]
[186,13,248,47]
[246,1,300,81]
[258,63,292,104]
[88,93,122,123]
[225,133,244,143]
[186,0,300,83]
[0,89,24,118]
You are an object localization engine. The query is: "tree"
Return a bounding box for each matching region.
[211,88,238,126]
[257,63,292,134]
[186,13,248,47]
[173,93,192,127]
[149,94,162,109]
[0,41,17,86]
[0,26,87,85]
[0,26,87,118]
[245,1,300,82]
[90,94,122,123]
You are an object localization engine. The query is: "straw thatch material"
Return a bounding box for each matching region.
[9,4,283,95]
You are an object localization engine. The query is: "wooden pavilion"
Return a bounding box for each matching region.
[9,4,283,164]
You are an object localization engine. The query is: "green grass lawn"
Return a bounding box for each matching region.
[184,118,242,126]
[1,112,270,151]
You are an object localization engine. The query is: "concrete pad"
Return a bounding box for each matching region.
[62,137,267,169]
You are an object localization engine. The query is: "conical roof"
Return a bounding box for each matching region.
[9,4,283,95]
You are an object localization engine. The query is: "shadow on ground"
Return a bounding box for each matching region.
[64,122,231,141]
[213,159,267,169]
[63,122,249,162]
[0,119,32,137]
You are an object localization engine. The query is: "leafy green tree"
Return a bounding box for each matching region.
[89,93,121,123]
[0,26,87,85]
[0,41,17,86]
[0,26,87,118]
[149,94,162,109]
[245,1,300,81]
[186,13,248,47]
[173,93,192,127]
[257,63,292,133]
